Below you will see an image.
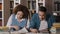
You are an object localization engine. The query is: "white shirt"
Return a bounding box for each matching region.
[6,14,25,27]
[39,20,48,31]
[6,14,14,27]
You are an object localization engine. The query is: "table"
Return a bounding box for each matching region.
[0,31,59,34]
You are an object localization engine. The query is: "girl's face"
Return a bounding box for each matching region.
[16,11,23,19]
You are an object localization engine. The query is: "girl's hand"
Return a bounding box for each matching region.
[10,26,19,31]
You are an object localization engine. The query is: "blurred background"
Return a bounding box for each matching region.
[0,0,60,27]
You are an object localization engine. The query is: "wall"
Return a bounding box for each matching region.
[4,0,10,26]
[45,0,54,14]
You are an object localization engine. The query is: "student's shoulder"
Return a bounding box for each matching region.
[33,13,38,17]
[46,13,54,19]
[10,14,16,17]
[11,14,15,16]
[9,14,15,19]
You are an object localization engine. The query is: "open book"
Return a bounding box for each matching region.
[18,27,28,33]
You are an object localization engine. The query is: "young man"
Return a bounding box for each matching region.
[29,6,55,33]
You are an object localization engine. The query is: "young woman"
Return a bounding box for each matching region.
[6,4,29,31]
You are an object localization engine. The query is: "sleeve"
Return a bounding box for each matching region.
[50,15,55,25]
[19,19,27,30]
[29,14,36,29]
[48,15,56,29]
[6,14,15,27]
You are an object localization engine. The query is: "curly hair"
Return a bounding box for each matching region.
[13,4,30,19]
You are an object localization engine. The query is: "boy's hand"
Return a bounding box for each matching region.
[30,28,38,33]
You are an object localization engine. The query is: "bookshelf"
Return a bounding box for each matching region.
[36,0,45,13]
[14,0,21,8]
[28,0,45,17]
[10,0,14,14]
[10,0,21,14]
[0,0,3,26]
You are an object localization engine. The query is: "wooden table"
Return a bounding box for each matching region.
[53,23,60,28]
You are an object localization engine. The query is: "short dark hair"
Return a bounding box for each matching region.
[13,4,30,19]
[39,6,47,12]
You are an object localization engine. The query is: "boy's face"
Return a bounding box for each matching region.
[38,11,46,20]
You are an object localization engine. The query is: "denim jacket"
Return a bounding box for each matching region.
[29,13,55,30]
